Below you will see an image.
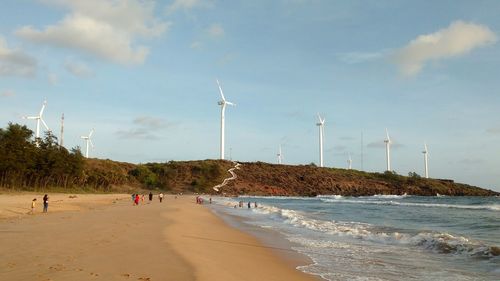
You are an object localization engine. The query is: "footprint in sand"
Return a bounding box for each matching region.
[7,262,16,268]
[137,277,151,281]
[120,273,131,278]
[48,264,65,271]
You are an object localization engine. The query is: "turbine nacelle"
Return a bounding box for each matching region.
[317,114,325,126]
[422,143,428,154]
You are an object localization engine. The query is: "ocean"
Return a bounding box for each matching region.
[207,195,500,281]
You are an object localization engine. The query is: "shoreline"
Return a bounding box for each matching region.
[208,202,315,270]
[0,193,318,280]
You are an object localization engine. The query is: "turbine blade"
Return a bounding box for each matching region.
[39,100,47,116]
[89,139,94,148]
[89,129,94,138]
[216,79,226,101]
[225,101,235,106]
[385,128,391,142]
[24,116,37,120]
[40,118,49,130]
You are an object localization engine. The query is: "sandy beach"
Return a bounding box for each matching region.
[0,193,317,281]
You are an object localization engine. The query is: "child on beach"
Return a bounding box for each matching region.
[31,198,36,214]
[43,194,49,213]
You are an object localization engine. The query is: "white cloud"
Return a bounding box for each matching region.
[0,37,37,77]
[486,126,500,135]
[207,23,224,38]
[394,21,497,76]
[133,116,171,129]
[1,90,15,97]
[48,72,58,85]
[166,0,212,14]
[337,51,384,64]
[16,0,170,65]
[190,41,202,49]
[116,116,173,140]
[64,60,93,77]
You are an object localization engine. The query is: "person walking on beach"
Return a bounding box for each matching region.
[31,198,37,214]
[149,192,153,202]
[134,194,140,206]
[247,201,251,209]
[43,194,49,213]
[159,193,164,203]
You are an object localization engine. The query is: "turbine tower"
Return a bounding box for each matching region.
[384,128,391,171]
[316,114,325,167]
[277,145,283,164]
[81,129,94,158]
[23,100,50,141]
[423,143,429,178]
[216,79,235,160]
[347,153,352,170]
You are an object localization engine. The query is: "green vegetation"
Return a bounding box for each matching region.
[0,123,84,190]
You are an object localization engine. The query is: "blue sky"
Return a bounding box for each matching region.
[1,0,499,191]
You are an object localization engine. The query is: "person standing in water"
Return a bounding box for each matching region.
[247,201,251,209]
[43,194,49,213]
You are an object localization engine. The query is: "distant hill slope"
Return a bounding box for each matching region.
[85,159,497,196]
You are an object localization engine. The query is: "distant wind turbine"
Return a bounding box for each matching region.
[81,129,94,158]
[216,79,235,160]
[423,143,429,178]
[384,128,391,171]
[23,100,50,141]
[316,114,325,167]
[347,153,352,170]
[277,145,283,164]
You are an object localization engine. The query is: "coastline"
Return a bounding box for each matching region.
[0,193,318,281]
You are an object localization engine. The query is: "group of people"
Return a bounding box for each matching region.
[132,192,164,206]
[235,201,258,209]
[30,194,49,214]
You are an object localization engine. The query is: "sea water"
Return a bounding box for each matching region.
[207,195,500,281]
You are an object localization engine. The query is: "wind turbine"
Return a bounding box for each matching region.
[384,128,391,171]
[423,143,429,178]
[316,114,325,167]
[277,145,283,164]
[81,129,94,158]
[23,100,50,141]
[216,79,235,160]
[347,153,352,170]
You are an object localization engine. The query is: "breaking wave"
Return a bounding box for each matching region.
[319,198,500,211]
[254,203,499,259]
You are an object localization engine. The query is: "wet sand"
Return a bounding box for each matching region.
[0,194,317,280]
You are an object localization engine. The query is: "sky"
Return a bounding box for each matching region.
[1,0,499,191]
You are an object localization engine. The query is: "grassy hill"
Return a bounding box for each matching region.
[79,159,498,196]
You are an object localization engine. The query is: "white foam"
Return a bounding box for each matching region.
[320,198,500,211]
[252,202,499,258]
